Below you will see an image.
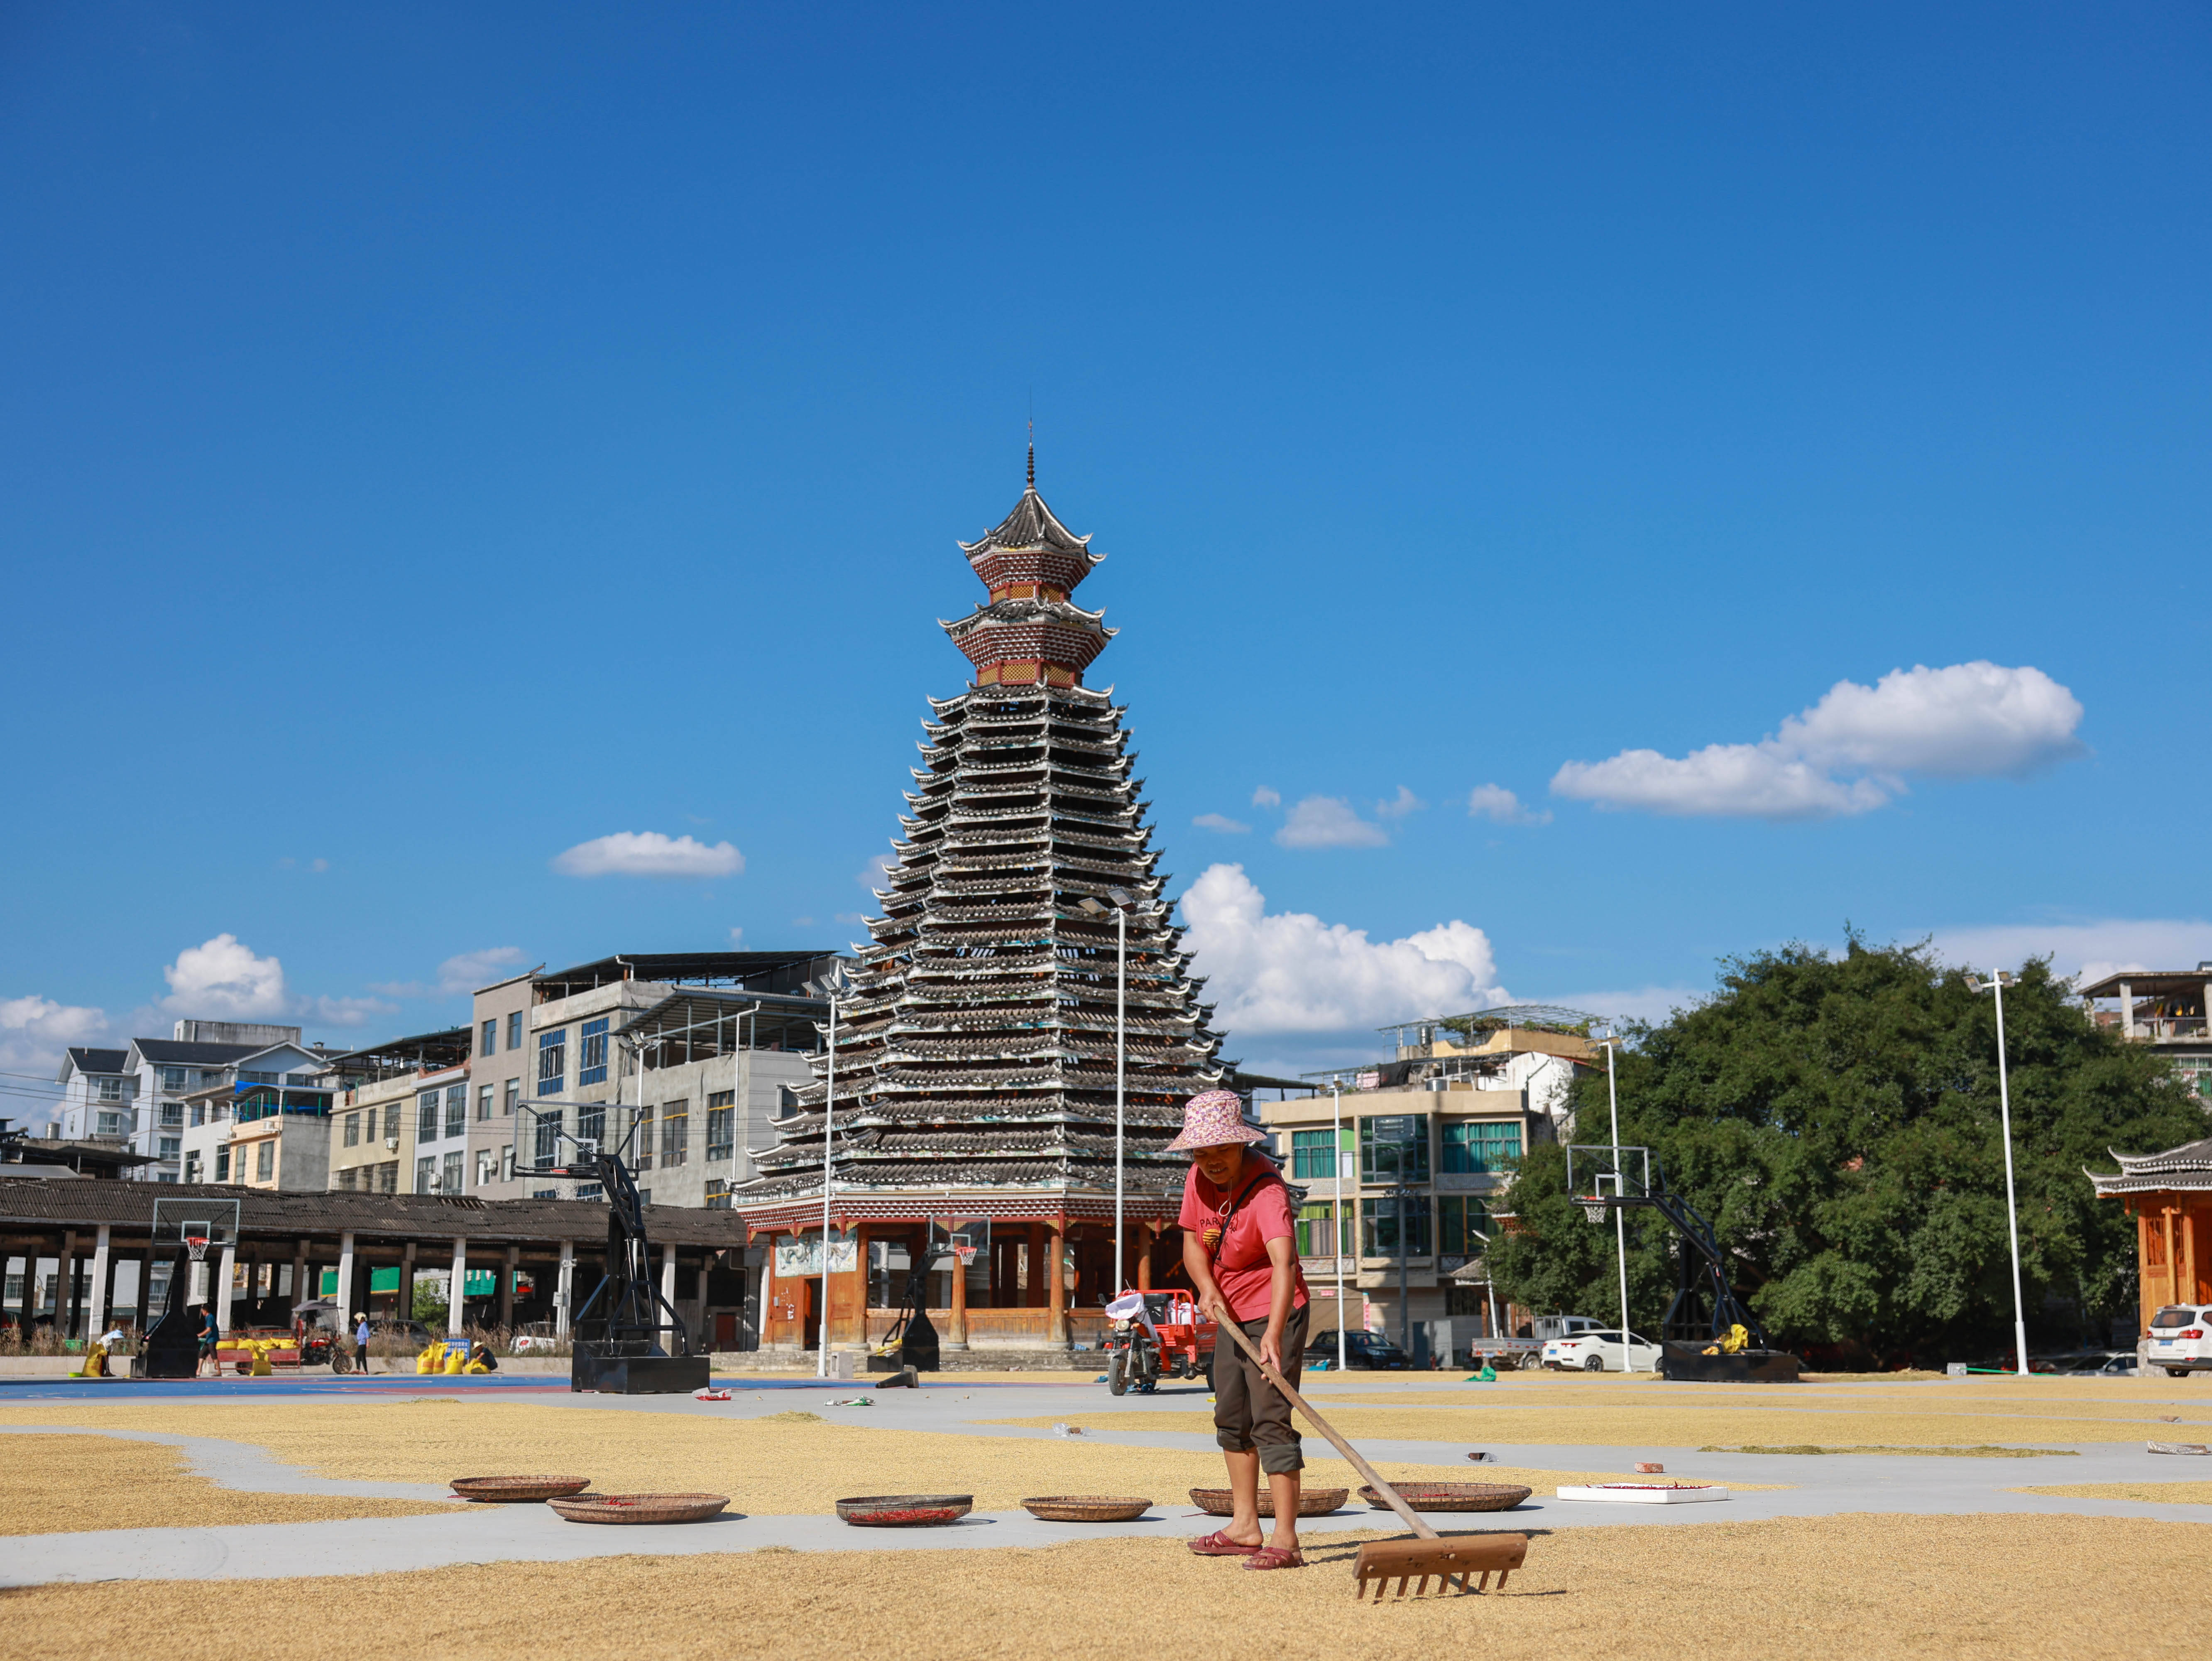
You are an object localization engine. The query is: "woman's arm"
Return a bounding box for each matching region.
[1260,1233,1297,1370]
[1183,1230,1226,1326]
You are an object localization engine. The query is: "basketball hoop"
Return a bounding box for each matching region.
[183,1234,212,1308]
[1578,1199,1607,1225]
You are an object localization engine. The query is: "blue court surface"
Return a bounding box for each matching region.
[0,1374,1072,1402]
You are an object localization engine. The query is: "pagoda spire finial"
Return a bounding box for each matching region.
[1027,419,1035,490]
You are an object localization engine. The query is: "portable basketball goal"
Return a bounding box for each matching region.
[142,1198,241,1379]
[1562,1143,1769,1347]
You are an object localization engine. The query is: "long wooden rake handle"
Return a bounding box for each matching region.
[1213,1313,1440,1541]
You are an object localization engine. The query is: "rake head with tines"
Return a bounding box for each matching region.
[1353,1533,1527,1600]
[1205,1313,1536,1607]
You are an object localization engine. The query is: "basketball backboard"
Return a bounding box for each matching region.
[152,1196,240,1307]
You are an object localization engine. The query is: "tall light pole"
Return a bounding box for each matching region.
[1600,1033,1632,1371]
[1080,887,1143,1293]
[1331,1078,1347,1371]
[805,965,849,1380]
[1967,970,2031,1378]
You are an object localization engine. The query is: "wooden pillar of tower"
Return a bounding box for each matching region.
[1046,1215,1068,1347]
[947,1231,969,1348]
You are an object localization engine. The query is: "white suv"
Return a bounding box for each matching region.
[2147,1306,2212,1376]
[1544,1329,1662,1372]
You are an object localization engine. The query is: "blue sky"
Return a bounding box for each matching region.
[3,4,2207,1083]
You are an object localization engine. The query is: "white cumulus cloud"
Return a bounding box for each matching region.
[436,947,528,995]
[1193,812,1251,834]
[1551,661,2085,820]
[1179,863,1509,1034]
[1251,786,1282,808]
[1535,985,1703,1029]
[0,995,111,1073]
[378,948,531,999]
[160,933,392,1028]
[302,995,391,1028]
[1275,796,1390,850]
[1467,784,1551,826]
[1926,917,2212,988]
[1375,786,1426,820]
[162,934,290,1018]
[552,831,744,878]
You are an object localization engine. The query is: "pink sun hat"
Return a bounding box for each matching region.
[1165,1089,1266,1152]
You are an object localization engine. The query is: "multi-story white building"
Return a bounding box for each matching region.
[52,1048,137,1145]
[55,1021,330,1182]
[173,1030,344,1188]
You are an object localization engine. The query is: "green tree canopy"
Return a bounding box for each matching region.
[1486,939,2205,1366]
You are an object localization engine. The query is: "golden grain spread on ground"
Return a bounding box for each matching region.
[1006,1373,2212,1448]
[3,1514,2205,1660]
[2010,1480,2212,1505]
[0,1400,1588,1515]
[0,1434,457,1536]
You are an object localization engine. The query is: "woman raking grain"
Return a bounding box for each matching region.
[1171,1089,1312,1570]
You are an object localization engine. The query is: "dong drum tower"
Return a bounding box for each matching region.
[737,455,1226,1354]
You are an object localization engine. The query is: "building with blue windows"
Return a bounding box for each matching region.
[1259,1005,1603,1360]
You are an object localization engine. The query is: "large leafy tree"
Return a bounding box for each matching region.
[1486,939,2206,1365]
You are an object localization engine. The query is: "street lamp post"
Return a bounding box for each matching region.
[805,966,850,1381]
[1600,1033,1633,1370]
[1331,1078,1347,1372]
[1392,1180,1415,1359]
[1967,970,2031,1379]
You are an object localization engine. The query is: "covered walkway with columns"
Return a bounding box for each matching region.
[0,1177,747,1346]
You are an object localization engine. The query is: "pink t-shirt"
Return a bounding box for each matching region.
[1179,1157,1311,1324]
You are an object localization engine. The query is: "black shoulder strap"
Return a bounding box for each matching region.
[1209,1165,1275,1259]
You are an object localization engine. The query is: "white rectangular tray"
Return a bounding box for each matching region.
[1555,1483,1731,1505]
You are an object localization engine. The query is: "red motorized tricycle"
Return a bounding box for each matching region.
[1103,1289,1217,1395]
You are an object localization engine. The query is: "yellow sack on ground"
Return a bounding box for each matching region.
[251,1347,273,1377]
[465,1360,492,1374]
[442,1349,465,1374]
[416,1345,442,1374]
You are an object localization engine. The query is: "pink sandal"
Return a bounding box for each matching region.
[1187,1529,1263,1556]
[1242,1546,1305,1570]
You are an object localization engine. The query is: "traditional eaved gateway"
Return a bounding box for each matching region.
[735,455,1228,1356]
[2089,1139,2212,1334]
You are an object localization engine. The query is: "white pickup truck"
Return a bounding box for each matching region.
[1460,1314,1603,1370]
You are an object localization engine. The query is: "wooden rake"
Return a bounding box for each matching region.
[1213,1318,1528,1601]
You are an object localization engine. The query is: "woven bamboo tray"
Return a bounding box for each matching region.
[1020,1495,1153,1522]
[1358,1482,1532,1513]
[548,1492,730,1524]
[1189,1486,1348,1518]
[449,1475,592,1503]
[835,1494,974,1526]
